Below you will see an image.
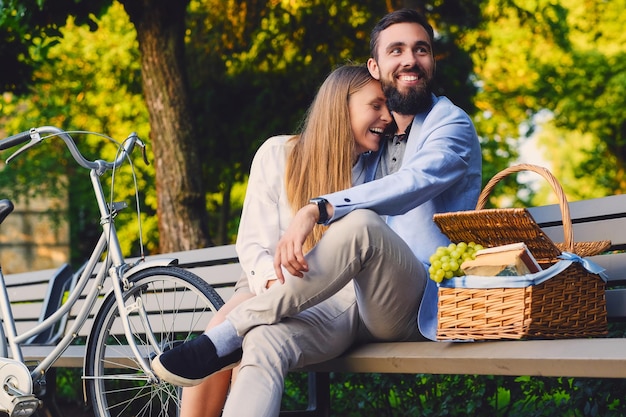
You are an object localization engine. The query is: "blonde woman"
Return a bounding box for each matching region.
[178,63,392,416]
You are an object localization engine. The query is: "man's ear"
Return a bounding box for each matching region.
[367,58,381,80]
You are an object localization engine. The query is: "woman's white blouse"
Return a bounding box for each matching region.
[235,135,368,295]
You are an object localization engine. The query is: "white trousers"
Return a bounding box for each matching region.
[223,209,427,417]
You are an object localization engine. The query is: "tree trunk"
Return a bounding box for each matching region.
[120,0,212,252]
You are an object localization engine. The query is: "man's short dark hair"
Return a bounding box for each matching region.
[370,9,435,59]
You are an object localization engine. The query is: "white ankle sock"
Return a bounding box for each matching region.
[204,320,243,357]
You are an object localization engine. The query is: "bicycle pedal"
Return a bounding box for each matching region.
[10,395,40,417]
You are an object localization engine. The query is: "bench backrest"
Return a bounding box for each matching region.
[1,245,242,341]
[1,263,75,341]
[67,246,243,339]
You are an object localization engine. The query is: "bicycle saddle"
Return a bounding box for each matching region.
[0,199,14,226]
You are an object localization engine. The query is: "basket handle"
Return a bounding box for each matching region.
[475,163,574,253]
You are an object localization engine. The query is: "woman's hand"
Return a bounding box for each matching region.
[273,204,318,282]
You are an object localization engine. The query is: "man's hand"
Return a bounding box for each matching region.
[273,204,319,282]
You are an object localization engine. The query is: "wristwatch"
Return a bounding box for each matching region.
[309,197,329,224]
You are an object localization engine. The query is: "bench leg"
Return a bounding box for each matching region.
[280,372,330,417]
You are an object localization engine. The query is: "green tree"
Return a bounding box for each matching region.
[466,0,626,203]
[0,0,212,253]
[0,0,109,93]
[0,3,154,259]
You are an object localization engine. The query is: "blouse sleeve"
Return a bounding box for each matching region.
[235,136,292,295]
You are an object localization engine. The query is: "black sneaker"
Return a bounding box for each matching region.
[151,334,242,387]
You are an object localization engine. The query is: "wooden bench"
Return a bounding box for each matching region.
[8,193,626,416]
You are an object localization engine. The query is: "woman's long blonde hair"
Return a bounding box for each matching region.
[285,64,375,252]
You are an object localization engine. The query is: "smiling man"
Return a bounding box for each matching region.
[371,18,436,119]
[153,9,482,417]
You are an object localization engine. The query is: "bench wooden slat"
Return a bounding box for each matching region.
[305,338,626,378]
[20,345,85,368]
[186,263,242,286]
[64,313,213,338]
[63,289,234,337]
[22,338,626,379]
[126,245,239,267]
[588,252,626,283]
[12,322,49,336]
[528,194,626,224]
[20,345,144,369]
[9,304,46,321]
[539,218,626,249]
[3,268,59,285]
[528,194,626,248]
[6,283,48,302]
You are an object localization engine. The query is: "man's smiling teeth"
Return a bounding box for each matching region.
[399,75,418,81]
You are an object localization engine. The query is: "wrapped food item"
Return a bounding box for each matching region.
[461,242,541,276]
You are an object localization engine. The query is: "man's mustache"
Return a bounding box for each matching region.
[394,65,427,79]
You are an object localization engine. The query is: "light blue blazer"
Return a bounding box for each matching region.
[322,95,482,340]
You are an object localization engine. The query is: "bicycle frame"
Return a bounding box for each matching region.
[0,128,171,384]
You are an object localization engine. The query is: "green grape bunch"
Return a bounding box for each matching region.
[428,242,484,283]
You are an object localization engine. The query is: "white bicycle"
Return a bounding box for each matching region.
[0,126,223,417]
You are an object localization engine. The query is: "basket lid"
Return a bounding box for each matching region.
[433,207,562,262]
[435,165,611,262]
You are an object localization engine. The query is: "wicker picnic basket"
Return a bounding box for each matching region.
[433,164,610,340]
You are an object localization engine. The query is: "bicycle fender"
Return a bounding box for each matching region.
[123,258,179,278]
[95,259,179,303]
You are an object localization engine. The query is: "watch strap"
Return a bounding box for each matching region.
[309,198,329,224]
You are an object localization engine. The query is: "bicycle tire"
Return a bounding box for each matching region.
[85,265,224,417]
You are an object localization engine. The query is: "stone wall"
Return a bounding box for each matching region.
[0,195,69,274]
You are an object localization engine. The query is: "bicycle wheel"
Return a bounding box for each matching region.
[85,265,224,417]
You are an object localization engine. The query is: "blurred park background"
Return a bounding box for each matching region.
[1,0,625,415]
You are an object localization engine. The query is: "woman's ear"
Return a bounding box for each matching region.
[367,58,381,80]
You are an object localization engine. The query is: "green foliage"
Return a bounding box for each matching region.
[0,3,154,261]
[186,0,388,244]
[467,0,626,202]
[0,0,110,93]
[3,0,624,244]
[282,372,626,416]
[282,372,310,410]
[54,367,83,399]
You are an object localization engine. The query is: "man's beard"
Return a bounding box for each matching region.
[382,69,433,115]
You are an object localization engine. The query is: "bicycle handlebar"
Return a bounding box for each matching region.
[0,126,146,172]
[0,130,33,150]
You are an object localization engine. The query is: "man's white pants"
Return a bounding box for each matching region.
[223,210,427,416]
